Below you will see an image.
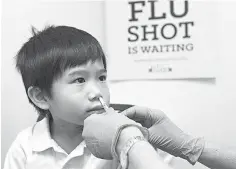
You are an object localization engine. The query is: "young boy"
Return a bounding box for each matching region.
[4,25,118,169]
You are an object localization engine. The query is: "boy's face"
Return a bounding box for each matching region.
[47,59,110,125]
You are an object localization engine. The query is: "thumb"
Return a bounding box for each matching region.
[121,106,146,121]
[122,106,151,128]
[121,106,137,118]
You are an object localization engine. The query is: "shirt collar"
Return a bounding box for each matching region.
[30,116,86,156]
[30,116,54,152]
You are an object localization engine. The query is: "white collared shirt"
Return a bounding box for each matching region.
[3,117,119,169]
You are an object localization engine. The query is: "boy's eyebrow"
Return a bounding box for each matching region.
[98,69,107,74]
[68,69,107,77]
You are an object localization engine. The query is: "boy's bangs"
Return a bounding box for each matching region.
[51,42,106,77]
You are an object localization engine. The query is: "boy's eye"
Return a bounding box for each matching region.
[75,78,85,83]
[99,75,107,82]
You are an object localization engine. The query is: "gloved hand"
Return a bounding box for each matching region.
[82,107,148,160]
[122,106,205,165]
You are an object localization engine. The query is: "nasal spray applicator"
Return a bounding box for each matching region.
[98,97,109,111]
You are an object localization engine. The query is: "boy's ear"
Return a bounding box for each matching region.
[27,86,50,110]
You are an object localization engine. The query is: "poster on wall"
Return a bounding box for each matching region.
[105,0,218,80]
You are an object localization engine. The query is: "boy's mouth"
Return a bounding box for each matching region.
[86,106,105,115]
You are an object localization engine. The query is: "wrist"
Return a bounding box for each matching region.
[116,126,144,155]
[181,137,205,165]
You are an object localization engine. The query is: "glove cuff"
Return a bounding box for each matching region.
[111,124,149,160]
[182,137,205,165]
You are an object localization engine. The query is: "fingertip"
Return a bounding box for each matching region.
[108,107,115,111]
[103,107,116,114]
[121,106,134,116]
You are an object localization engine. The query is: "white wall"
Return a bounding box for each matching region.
[1,0,105,166]
[1,1,236,169]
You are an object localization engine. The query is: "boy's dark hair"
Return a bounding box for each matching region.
[15,25,107,117]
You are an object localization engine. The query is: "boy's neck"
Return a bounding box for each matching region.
[49,118,84,154]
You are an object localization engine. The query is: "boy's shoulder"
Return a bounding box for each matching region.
[12,117,50,147]
[15,125,35,142]
[10,117,52,153]
[8,124,36,152]
[4,123,37,166]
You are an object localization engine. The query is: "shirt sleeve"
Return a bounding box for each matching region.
[3,136,27,169]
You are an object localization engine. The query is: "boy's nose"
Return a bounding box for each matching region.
[88,92,102,101]
[88,87,102,101]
